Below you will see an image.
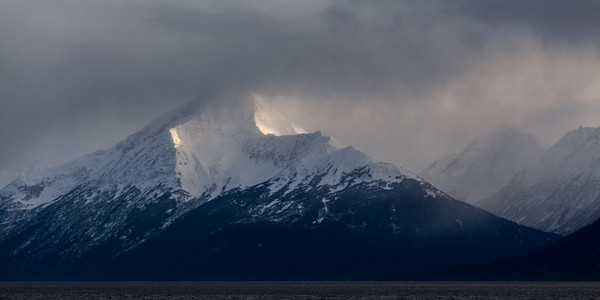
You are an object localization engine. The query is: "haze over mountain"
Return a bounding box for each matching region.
[419,128,545,204]
[0,95,557,280]
[478,126,600,235]
[0,171,17,190]
[2,1,600,175]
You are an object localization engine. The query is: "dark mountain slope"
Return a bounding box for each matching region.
[410,215,600,281]
[93,180,556,281]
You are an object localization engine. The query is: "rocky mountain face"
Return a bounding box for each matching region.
[477,126,600,235]
[420,128,545,204]
[0,95,558,280]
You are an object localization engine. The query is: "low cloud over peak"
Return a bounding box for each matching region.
[1,0,599,171]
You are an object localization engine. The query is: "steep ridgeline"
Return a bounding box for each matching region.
[0,96,557,280]
[478,126,600,235]
[420,128,545,204]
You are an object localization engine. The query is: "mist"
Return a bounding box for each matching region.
[1,0,599,172]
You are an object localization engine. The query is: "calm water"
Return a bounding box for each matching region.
[1,282,600,299]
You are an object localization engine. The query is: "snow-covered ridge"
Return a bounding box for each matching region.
[526,126,599,184]
[0,94,417,211]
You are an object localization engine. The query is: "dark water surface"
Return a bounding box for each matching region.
[1,282,600,299]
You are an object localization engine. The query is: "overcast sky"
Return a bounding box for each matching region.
[1,0,600,172]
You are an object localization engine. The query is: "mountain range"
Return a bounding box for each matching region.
[478,126,600,235]
[422,126,600,236]
[0,95,557,280]
[419,127,545,204]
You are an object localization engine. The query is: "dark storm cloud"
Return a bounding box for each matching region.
[453,0,600,45]
[0,0,599,171]
[142,1,478,101]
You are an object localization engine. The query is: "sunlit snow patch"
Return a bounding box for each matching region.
[252,93,306,136]
[169,128,182,147]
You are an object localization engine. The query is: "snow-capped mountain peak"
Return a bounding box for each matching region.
[166,95,415,199]
[1,94,332,208]
[0,93,418,256]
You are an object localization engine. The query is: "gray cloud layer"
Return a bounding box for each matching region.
[1,0,599,171]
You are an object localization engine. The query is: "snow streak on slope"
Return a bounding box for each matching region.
[420,127,545,204]
[478,126,600,235]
